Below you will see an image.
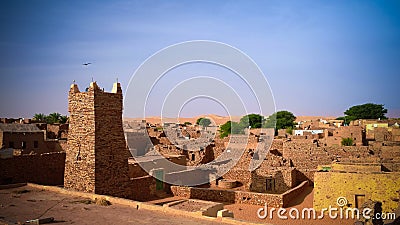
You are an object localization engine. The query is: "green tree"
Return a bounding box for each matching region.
[219,121,232,138]
[33,112,68,124]
[286,127,293,135]
[341,137,354,146]
[264,111,296,135]
[219,121,245,138]
[183,121,192,126]
[45,112,62,124]
[342,103,387,121]
[239,114,264,128]
[33,113,46,122]
[276,111,296,130]
[59,115,68,124]
[196,117,211,128]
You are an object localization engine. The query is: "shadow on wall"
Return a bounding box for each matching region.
[190,187,236,203]
[0,152,66,185]
[284,185,313,207]
[295,169,315,184]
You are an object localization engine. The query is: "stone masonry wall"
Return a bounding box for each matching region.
[64,82,131,197]
[170,181,309,207]
[93,84,131,197]
[64,84,96,192]
[283,139,374,182]
[250,167,296,194]
[170,185,283,207]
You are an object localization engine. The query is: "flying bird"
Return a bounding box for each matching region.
[82,62,92,66]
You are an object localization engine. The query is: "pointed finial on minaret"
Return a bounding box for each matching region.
[70,81,80,93]
[91,77,94,82]
[112,79,122,93]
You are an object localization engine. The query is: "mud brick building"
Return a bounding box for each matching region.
[0,123,63,154]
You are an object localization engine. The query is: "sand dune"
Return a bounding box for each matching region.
[125,114,336,126]
[124,114,241,126]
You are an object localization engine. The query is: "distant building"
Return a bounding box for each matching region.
[0,124,45,154]
[0,123,65,155]
[294,129,324,136]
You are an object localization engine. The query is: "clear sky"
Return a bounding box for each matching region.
[0,0,399,118]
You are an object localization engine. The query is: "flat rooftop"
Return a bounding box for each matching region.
[0,185,229,225]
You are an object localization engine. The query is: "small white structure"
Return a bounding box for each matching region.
[294,130,324,136]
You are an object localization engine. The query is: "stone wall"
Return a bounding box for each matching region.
[170,181,309,208]
[222,169,252,189]
[128,163,149,178]
[170,185,284,207]
[94,84,131,197]
[46,124,68,139]
[0,152,65,185]
[282,139,375,182]
[64,83,96,192]
[250,167,296,194]
[281,181,309,207]
[127,175,158,201]
[128,155,186,179]
[323,126,364,146]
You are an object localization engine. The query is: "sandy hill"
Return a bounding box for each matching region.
[124,114,240,126]
[125,115,337,125]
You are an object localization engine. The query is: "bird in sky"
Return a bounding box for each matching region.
[82,62,92,66]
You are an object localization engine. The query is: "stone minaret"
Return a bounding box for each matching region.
[64,82,130,197]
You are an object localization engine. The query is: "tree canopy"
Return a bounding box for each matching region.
[338,103,387,122]
[239,113,263,128]
[33,112,68,124]
[219,112,296,137]
[219,121,245,138]
[265,111,296,129]
[196,117,212,128]
[33,113,46,122]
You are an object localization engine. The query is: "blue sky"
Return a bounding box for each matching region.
[0,0,399,118]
